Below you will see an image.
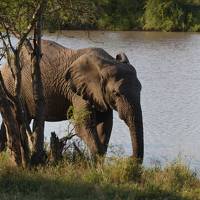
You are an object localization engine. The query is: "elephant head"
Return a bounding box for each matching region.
[65,50,144,163]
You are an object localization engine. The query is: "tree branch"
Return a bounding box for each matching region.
[17,1,46,50]
[60,134,76,143]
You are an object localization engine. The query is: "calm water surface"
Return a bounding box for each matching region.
[2,31,200,170]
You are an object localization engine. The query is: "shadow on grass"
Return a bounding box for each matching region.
[0,169,190,200]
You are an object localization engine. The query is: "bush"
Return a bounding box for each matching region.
[144,0,184,31]
[144,0,200,31]
[96,0,145,30]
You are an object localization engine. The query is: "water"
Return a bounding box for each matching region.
[1,31,200,170]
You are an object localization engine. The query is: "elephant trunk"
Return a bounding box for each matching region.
[127,106,144,163]
[117,97,144,163]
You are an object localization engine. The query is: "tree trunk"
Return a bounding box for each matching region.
[30,13,46,165]
[0,122,7,152]
[0,0,48,167]
[13,50,31,166]
[0,73,28,167]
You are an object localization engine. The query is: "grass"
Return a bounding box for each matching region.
[0,153,200,200]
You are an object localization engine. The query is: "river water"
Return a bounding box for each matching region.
[1,31,200,170]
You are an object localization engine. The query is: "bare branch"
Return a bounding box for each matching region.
[0,32,8,50]
[5,27,15,53]
[17,1,46,50]
[0,31,13,67]
[73,142,84,157]
[60,134,76,143]
[0,51,6,62]
[0,39,6,62]
[0,19,21,39]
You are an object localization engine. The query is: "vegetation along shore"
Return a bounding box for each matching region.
[44,0,200,32]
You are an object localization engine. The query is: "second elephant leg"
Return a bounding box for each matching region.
[96,110,113,155]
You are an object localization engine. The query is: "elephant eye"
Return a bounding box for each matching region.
[113,90,120,97]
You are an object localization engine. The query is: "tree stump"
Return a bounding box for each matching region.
[50,132,64,163]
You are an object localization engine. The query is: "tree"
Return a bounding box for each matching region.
[143,0,200,31]
[96,0,145,30]
[0,0,47,167]
[44,0,98,31]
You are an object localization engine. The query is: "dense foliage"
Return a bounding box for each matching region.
[44,0,98,31]
[44,0,200,31]
[0,0,199,32]
[144,0,200,31]
[0,0,39,33]
[95,0,145,30]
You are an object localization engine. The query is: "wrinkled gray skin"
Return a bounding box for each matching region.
[0,40,144,162]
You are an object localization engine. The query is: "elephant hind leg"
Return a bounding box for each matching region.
[0,122,7,152]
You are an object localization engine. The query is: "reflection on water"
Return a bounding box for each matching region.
[2,31,200,170]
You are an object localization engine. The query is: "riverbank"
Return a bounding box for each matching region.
[0,154,200,200]
[44,0,200,33]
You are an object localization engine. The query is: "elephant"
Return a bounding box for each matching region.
[0,40,144,162]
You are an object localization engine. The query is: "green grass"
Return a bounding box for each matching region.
[0,154,200,200]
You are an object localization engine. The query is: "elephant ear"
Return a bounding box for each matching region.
[65,53,107,111]
[116,52,130,64]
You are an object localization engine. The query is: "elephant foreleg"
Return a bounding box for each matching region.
[72,97,102,157]
[95,110,113,155]
[0,122,7,152]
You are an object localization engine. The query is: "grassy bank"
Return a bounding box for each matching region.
[0,153,200,200]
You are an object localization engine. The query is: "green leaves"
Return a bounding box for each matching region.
[0,0,38,34]
[96,0,145,30]
[67,106,91,126]
[143,0,200,31]
[0,0,199,32]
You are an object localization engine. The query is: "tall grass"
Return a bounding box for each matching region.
[0,153,200,200]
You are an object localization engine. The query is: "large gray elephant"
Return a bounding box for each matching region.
[0,40,144,162]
